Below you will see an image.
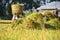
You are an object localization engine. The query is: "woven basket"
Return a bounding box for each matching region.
[11,4,24,16]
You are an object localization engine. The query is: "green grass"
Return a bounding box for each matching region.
[0,23,60,40]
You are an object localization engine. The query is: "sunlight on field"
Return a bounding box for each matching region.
[0,24,60,40]
[0,12,60,40]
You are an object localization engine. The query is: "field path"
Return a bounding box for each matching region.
[0,20,12,28]
[0,20,12,24]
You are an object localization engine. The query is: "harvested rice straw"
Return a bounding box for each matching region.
[11,4,24,16]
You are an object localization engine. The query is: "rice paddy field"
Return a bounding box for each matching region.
[0,23,60,40]
[0,12,60,40]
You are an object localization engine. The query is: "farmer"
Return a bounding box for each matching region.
[12,13,18,20]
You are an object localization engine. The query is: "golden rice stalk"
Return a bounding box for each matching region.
[11,4,24,15]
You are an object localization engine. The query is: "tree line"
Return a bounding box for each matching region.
[0,0,59,19]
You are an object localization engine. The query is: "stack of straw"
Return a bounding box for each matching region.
[11,4,24,16]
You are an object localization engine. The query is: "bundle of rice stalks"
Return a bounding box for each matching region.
[25,12,45,29]
[42,11,57,22]
[23,18,35,29]
[43,11,56,17]
[11,12,45,29]
[45,18,59,29]
[11,4,24,16]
